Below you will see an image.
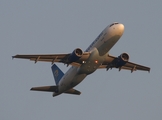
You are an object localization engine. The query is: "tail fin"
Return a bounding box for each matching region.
[51,64,64,85]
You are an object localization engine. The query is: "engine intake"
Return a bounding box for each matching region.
[68,48,83,63]
[119,53,129,62]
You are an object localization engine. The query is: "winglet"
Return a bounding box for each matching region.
[12,55,16,59]
[148,68,151,73]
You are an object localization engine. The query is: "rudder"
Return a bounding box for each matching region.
[51,64,64,85]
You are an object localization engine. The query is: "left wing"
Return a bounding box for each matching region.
[12,52,90,66]
[13,54,69,64]
[100,55,150,72]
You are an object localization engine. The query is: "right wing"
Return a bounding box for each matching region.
[100,61,150,72]
[120,61,150,72]
[12,52,90,66]
[99,54,150,72]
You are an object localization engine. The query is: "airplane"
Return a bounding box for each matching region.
[13,22,150,97]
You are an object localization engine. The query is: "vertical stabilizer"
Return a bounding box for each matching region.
[51,64,64,85]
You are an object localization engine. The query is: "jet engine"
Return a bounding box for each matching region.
[114,53,129,68]
[68,48,83,63]
[107,53,129,70]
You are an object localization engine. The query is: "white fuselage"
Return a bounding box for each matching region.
[54,23,124,96]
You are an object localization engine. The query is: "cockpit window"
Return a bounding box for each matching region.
[109,22,119,27]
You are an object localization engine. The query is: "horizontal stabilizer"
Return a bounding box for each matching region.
[30,86,58,92]
[64,89,81,95]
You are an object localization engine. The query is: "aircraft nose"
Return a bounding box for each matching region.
[118,23,124,36]
[108,23,125,36]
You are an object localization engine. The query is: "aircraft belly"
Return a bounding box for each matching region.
[58,67,87,93]
[58,67,77,92]
[69,74,87,88]
[78,48,106,74]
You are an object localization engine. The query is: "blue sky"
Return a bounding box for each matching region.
[1,1,162,120]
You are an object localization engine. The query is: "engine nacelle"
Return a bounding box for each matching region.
[68,48,83,63]
[114,53,129,68]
